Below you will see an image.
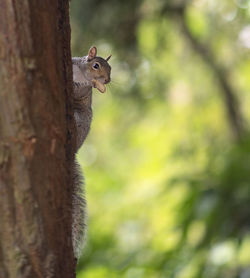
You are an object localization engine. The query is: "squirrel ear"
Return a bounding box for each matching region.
[88,46,97,60]
[106,55,112,61]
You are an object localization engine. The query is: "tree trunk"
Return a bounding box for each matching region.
[0,1,76,277]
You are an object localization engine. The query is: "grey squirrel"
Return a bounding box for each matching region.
[72,46,111,259]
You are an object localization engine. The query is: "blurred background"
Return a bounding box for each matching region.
[70,0,250,277]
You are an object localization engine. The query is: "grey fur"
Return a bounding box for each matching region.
[72,80,92,259]
[73,81,93,151]
[72,48,111,259]
[72,159,87,259]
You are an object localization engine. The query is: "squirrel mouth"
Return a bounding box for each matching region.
[92,79,106,93]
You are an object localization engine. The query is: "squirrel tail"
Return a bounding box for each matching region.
[72,158,87,259]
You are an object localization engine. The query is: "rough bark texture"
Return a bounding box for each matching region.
[0,1,76,277]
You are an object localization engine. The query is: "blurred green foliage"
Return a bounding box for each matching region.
[70,0,250,277]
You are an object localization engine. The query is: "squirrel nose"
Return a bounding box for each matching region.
[104,77,110,84]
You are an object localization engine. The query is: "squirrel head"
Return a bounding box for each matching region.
[84,46,111,84]
[73,46,111,93]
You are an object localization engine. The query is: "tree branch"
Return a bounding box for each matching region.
[162,4,246,140]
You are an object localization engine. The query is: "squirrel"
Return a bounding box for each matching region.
[71,46,111,259]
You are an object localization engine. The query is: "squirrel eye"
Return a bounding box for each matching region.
[93,63,100,69]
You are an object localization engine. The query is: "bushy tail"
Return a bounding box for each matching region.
[72,159,87,259]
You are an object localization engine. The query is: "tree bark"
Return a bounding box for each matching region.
[0,1,76,277]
